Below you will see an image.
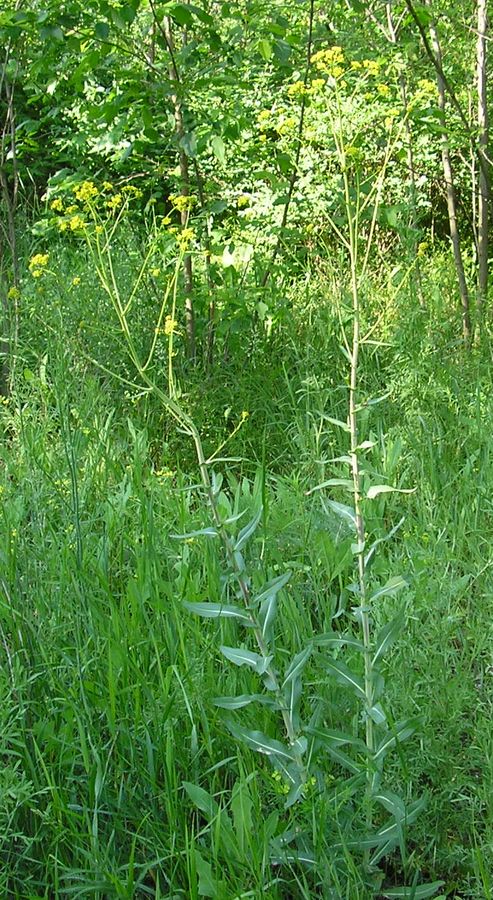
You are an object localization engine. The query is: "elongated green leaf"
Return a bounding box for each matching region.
[374,789,406,820]
[183,602,252,623]
[253,570,292,605]
[367,484,416,500]
[373,613,404,665]
[227,722,295,761]
[213,693,279,710]
[284,676,302,731]
[324,658,366,699]
[322,743,364,775]
[183,782,218,819]
[370,575,409,602]
[374,717,422,761]
[220,645,271,674]
[283,646,312,686]
[381,881,444,899]
[234,506,263,551]
[306,478,354,495]
[259,591,277,644]
[313,632,364,651]
[320,414,350,432]
[306,726,367,752]
[171,526,217,539]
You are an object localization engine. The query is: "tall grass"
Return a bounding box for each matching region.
[1,237,493,897]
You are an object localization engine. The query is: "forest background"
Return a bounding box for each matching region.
[1,1,493,897]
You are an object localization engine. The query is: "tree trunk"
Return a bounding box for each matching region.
[429,17,472,347]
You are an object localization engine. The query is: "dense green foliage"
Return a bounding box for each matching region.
[1,1,493,898]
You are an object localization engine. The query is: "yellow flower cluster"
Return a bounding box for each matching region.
[70,215,85,231]
[287,80,306,98]
[417,78,436,94]
[29,253,49,277]
[164,315,178,336]
[361,58,381,76]
[122,184,143,198]
[169,193,196,212]
[176,227,195,250]
[107,193,123,211]
[311,45,344,77]
[7,286,20,300]
[257,109,271,126]
[50,198,64,212]
[74,180,98,203]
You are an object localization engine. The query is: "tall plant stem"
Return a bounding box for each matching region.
[343,170,374,849]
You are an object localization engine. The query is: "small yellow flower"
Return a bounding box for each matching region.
[102,181,113,191]
[95,225,103,234]
[362,59,380,76]
[59,220,69,232]
[169,193,196,212]
[29,253,49,270]
[29,253,49,277]
[377,83,390,97]
[50,198,64,212]
[309,78,326,94]
[311,46,345,75]
[69,214,85,231]
[287,80,306,98]
[65,204,78,214]
[151,267,161,277]
[107,193,123,210]
[241,410,249,420]
[7,286,20,300]
[164,315,178,336]
[417,241,428,257]
[176,227,195,250]
[122,184,143,198]
[236,195,250,208]
[74,180,98,203]
[72,276,81,286]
